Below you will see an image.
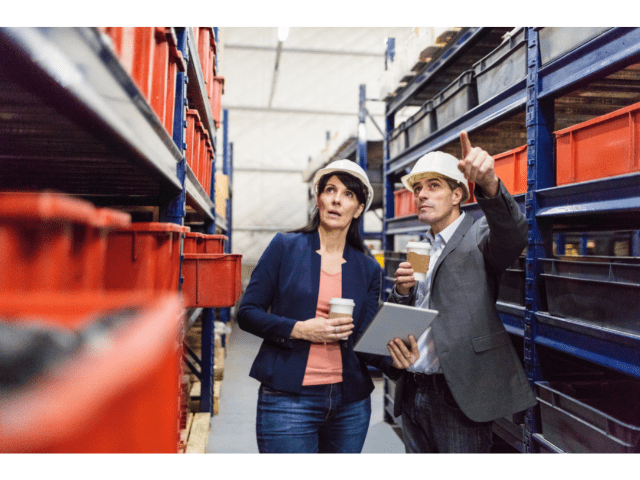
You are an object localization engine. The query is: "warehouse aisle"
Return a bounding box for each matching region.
[207,321,405,453]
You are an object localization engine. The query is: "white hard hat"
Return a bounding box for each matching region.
[401,151,470,204]
[312,159,374,211]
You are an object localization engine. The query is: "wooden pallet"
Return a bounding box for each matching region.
[183,412,211,454]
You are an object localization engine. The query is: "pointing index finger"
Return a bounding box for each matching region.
[460,131,472,159]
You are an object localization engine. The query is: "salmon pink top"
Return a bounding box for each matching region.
[302,268,343,385]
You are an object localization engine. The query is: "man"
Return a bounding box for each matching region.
[385,131,536,453]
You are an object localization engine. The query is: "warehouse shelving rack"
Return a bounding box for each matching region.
[0,27,231,417]
[381,27,640,452]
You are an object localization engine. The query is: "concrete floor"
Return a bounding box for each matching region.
[207,321,406,454]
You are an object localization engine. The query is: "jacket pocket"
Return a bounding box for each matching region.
[472,330,511,353]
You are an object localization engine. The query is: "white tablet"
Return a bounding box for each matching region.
[354,302,438,356]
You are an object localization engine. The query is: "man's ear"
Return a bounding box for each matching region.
[451,186,463,206]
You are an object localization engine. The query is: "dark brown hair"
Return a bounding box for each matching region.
[290,171,367,252]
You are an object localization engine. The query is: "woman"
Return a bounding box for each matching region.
[238,159,395,453]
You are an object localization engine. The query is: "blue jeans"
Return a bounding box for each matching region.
[401,373,493,453]
[256,383,371,453]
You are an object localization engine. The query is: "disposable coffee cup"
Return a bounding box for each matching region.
[406,241,431,283]
[329,298,355,343]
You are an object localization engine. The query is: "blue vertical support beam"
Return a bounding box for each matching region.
[385,37,395,71]
[524,27,556,447]
[198,30,218,415]
[220,110,232,348]
[555,233,566,256]
[200,307,216,413]
[383,111,395,253]
[213,27,219,73]
[632,231,640,257]
[225,142,233,253]
[159,27,188,228]
[357,85,367,241]
[223,110,231,252]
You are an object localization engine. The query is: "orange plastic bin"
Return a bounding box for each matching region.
[200,234,227,254]
[493,144,528,195]
[393,188,417,217]
[181,253,242,308]
[0,192,130,292]
[209,76,225,128]
[185,109,201,174]
[183,231,204,254]
[104,222,186,292]
[0,291,183,453]
[555,102,640,185]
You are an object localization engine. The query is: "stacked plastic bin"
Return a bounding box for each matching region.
[99,27,186,136]
[194,27,224,128]
[0,192,184,453]
[185,108,214,194]
[181,232,242,308]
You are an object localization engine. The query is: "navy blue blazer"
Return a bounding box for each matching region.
[237,230,392,403]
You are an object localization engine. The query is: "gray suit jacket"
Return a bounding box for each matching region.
[389,181,537,422]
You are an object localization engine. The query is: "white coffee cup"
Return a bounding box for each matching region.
[329,298,355,317]
[329,298,355,342]
[406,241,432,283]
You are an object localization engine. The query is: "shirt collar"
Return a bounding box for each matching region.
[425,211,466,246]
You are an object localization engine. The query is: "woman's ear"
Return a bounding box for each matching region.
[354,203,365,219]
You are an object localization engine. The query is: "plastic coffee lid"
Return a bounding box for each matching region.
[329,298,355,306]
[406,241,431,252]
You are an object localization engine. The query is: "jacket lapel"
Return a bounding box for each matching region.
[429,213,475,293]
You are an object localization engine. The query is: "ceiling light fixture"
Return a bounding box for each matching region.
[277,27,289,42]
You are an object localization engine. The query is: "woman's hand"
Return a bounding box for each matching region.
[290,316,355,343]
[394,262,416,296]
[387,335,420,369]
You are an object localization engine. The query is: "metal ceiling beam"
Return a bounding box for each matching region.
[224,44,384,57]
[268,41,283,108]
[234,167,304,174]
[223,105,384,116]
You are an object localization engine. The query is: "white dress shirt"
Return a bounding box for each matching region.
[405,212,466,375]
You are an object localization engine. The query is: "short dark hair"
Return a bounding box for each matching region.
[290,171,367,252]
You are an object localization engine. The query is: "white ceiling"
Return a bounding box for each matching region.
[215,27,439,265]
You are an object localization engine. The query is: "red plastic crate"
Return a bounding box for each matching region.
[555,102,640,185]
[209,76,224,128]
[185,109,201,174]
[100,27,135,75]
[203,139,213,195]
[165,36,186,136]
[0,292,183,453]
[194,121,206,186]
[200,234,227,254]
[493,144,528,195]
[393,188,417,217]
[71,207,132,291]
[104,222,186,292]
[130,28,156,101]
[0,192,130,292]
[181,253,242,308]
[199,127,210,189]
[183,232,204,254]
[150,28,170,130]
[196,27,215,88]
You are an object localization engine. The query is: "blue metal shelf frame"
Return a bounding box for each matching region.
[381,26,640,453]
[219,109,233,350]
